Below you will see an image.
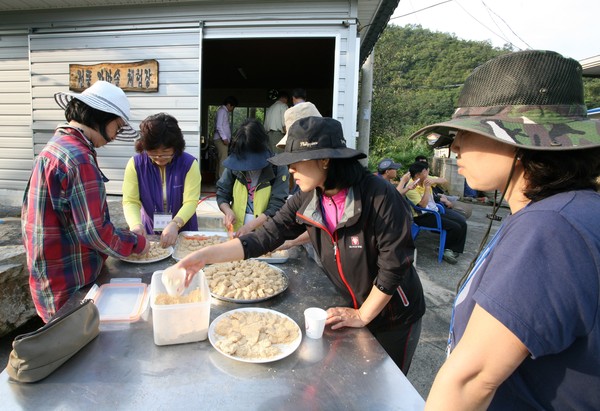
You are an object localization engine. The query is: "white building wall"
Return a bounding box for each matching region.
[0,1,360,198]
[0,31,34,205]
[29,25,202,194]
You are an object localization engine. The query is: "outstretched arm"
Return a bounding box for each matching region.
[175,238,245,286]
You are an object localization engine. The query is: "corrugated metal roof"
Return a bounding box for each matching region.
[0,0,396,66]
[581,55,600,78]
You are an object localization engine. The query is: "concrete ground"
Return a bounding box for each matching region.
[0,196,509,401]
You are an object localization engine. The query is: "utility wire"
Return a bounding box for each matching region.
[481,0,533,49]
[452,0,520,49]
[362,0,452,31]
[483,1,510,43]
[390,0,532,52]
[389,0,453,20]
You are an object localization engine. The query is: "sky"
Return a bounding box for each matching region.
[390,0,599,61]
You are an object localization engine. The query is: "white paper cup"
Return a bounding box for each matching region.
[304,307,327,339]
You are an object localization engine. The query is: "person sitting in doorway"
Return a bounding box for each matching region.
[405,162,467,264]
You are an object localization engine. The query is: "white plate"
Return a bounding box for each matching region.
[120,246,173,264]
[205,263,289,303]
[253,249,289,264]
[209,308,302,363]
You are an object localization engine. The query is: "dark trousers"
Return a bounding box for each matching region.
[371,317,422,375]
[414,208,467,253]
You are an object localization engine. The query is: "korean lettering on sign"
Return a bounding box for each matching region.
[69,60,159,92]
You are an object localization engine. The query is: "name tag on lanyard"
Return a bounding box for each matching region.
[153,212,171,232]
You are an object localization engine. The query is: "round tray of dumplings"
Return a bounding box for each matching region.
[209,308,301,363]
[202,259,288,303]
[120,242,173,264]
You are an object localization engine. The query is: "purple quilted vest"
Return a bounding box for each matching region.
[134,152,199,233]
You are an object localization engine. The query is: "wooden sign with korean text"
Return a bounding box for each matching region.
[69,60,159,92]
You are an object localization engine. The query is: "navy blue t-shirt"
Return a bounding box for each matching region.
[452,190,600,410]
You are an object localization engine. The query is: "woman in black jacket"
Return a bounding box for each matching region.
[175,116,425,374]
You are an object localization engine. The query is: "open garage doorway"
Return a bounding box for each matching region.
[200,37,336,188]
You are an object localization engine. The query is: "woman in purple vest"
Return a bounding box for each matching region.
[122,113,201,248]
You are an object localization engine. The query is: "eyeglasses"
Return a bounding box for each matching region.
[147,153,175,160]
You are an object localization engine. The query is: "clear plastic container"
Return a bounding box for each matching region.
[93,283,148,323]
[150,270,211,346]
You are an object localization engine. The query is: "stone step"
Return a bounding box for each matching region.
[0,245,35,337]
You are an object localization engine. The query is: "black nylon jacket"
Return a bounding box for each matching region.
[239,173,425,330]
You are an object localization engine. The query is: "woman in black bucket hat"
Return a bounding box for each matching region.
[411,51,600,409]
[217,119,289,237]
[175,116,425,374]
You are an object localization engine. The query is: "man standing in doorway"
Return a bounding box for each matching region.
[291,88,307,106]
[264,91,288,153]
[213,95,238,178]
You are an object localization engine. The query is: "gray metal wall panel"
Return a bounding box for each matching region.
[0,1,350,29]
[0,32,32,193]
[29,26,201,195]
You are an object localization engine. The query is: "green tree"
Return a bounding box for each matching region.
[370,25,507,168]
[370,25,600,170]
[584,77,600,109]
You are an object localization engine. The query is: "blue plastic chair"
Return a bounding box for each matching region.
[410,202,447,263]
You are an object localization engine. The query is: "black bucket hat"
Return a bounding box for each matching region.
[222,150,271,171]
[410,50,600,150]
[269,117,366,166]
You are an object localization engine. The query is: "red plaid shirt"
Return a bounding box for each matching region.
[21,126,146,322]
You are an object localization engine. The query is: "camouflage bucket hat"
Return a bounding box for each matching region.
[410,50,600,150]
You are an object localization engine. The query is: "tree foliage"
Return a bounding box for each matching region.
[369,25,600,170]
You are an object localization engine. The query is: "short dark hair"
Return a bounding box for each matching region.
[223,96,238,106]
[323,158,369,191]
[292,88,307,100]
[278,91,289,100]
[408,162,429,178]
[415,155,428,163]
[135,112,185,154]
[64,98,119,142]
[518,147,600,202]
[230,119,271,156]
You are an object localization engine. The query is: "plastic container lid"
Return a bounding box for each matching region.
[93,283,148,322]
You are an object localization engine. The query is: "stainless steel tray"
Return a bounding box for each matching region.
[120,244,173,264]
[172,230,229,261]
[203,262,289,303]
[252,249,289,264]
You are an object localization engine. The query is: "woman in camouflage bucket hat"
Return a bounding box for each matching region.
[414,51,600,410]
